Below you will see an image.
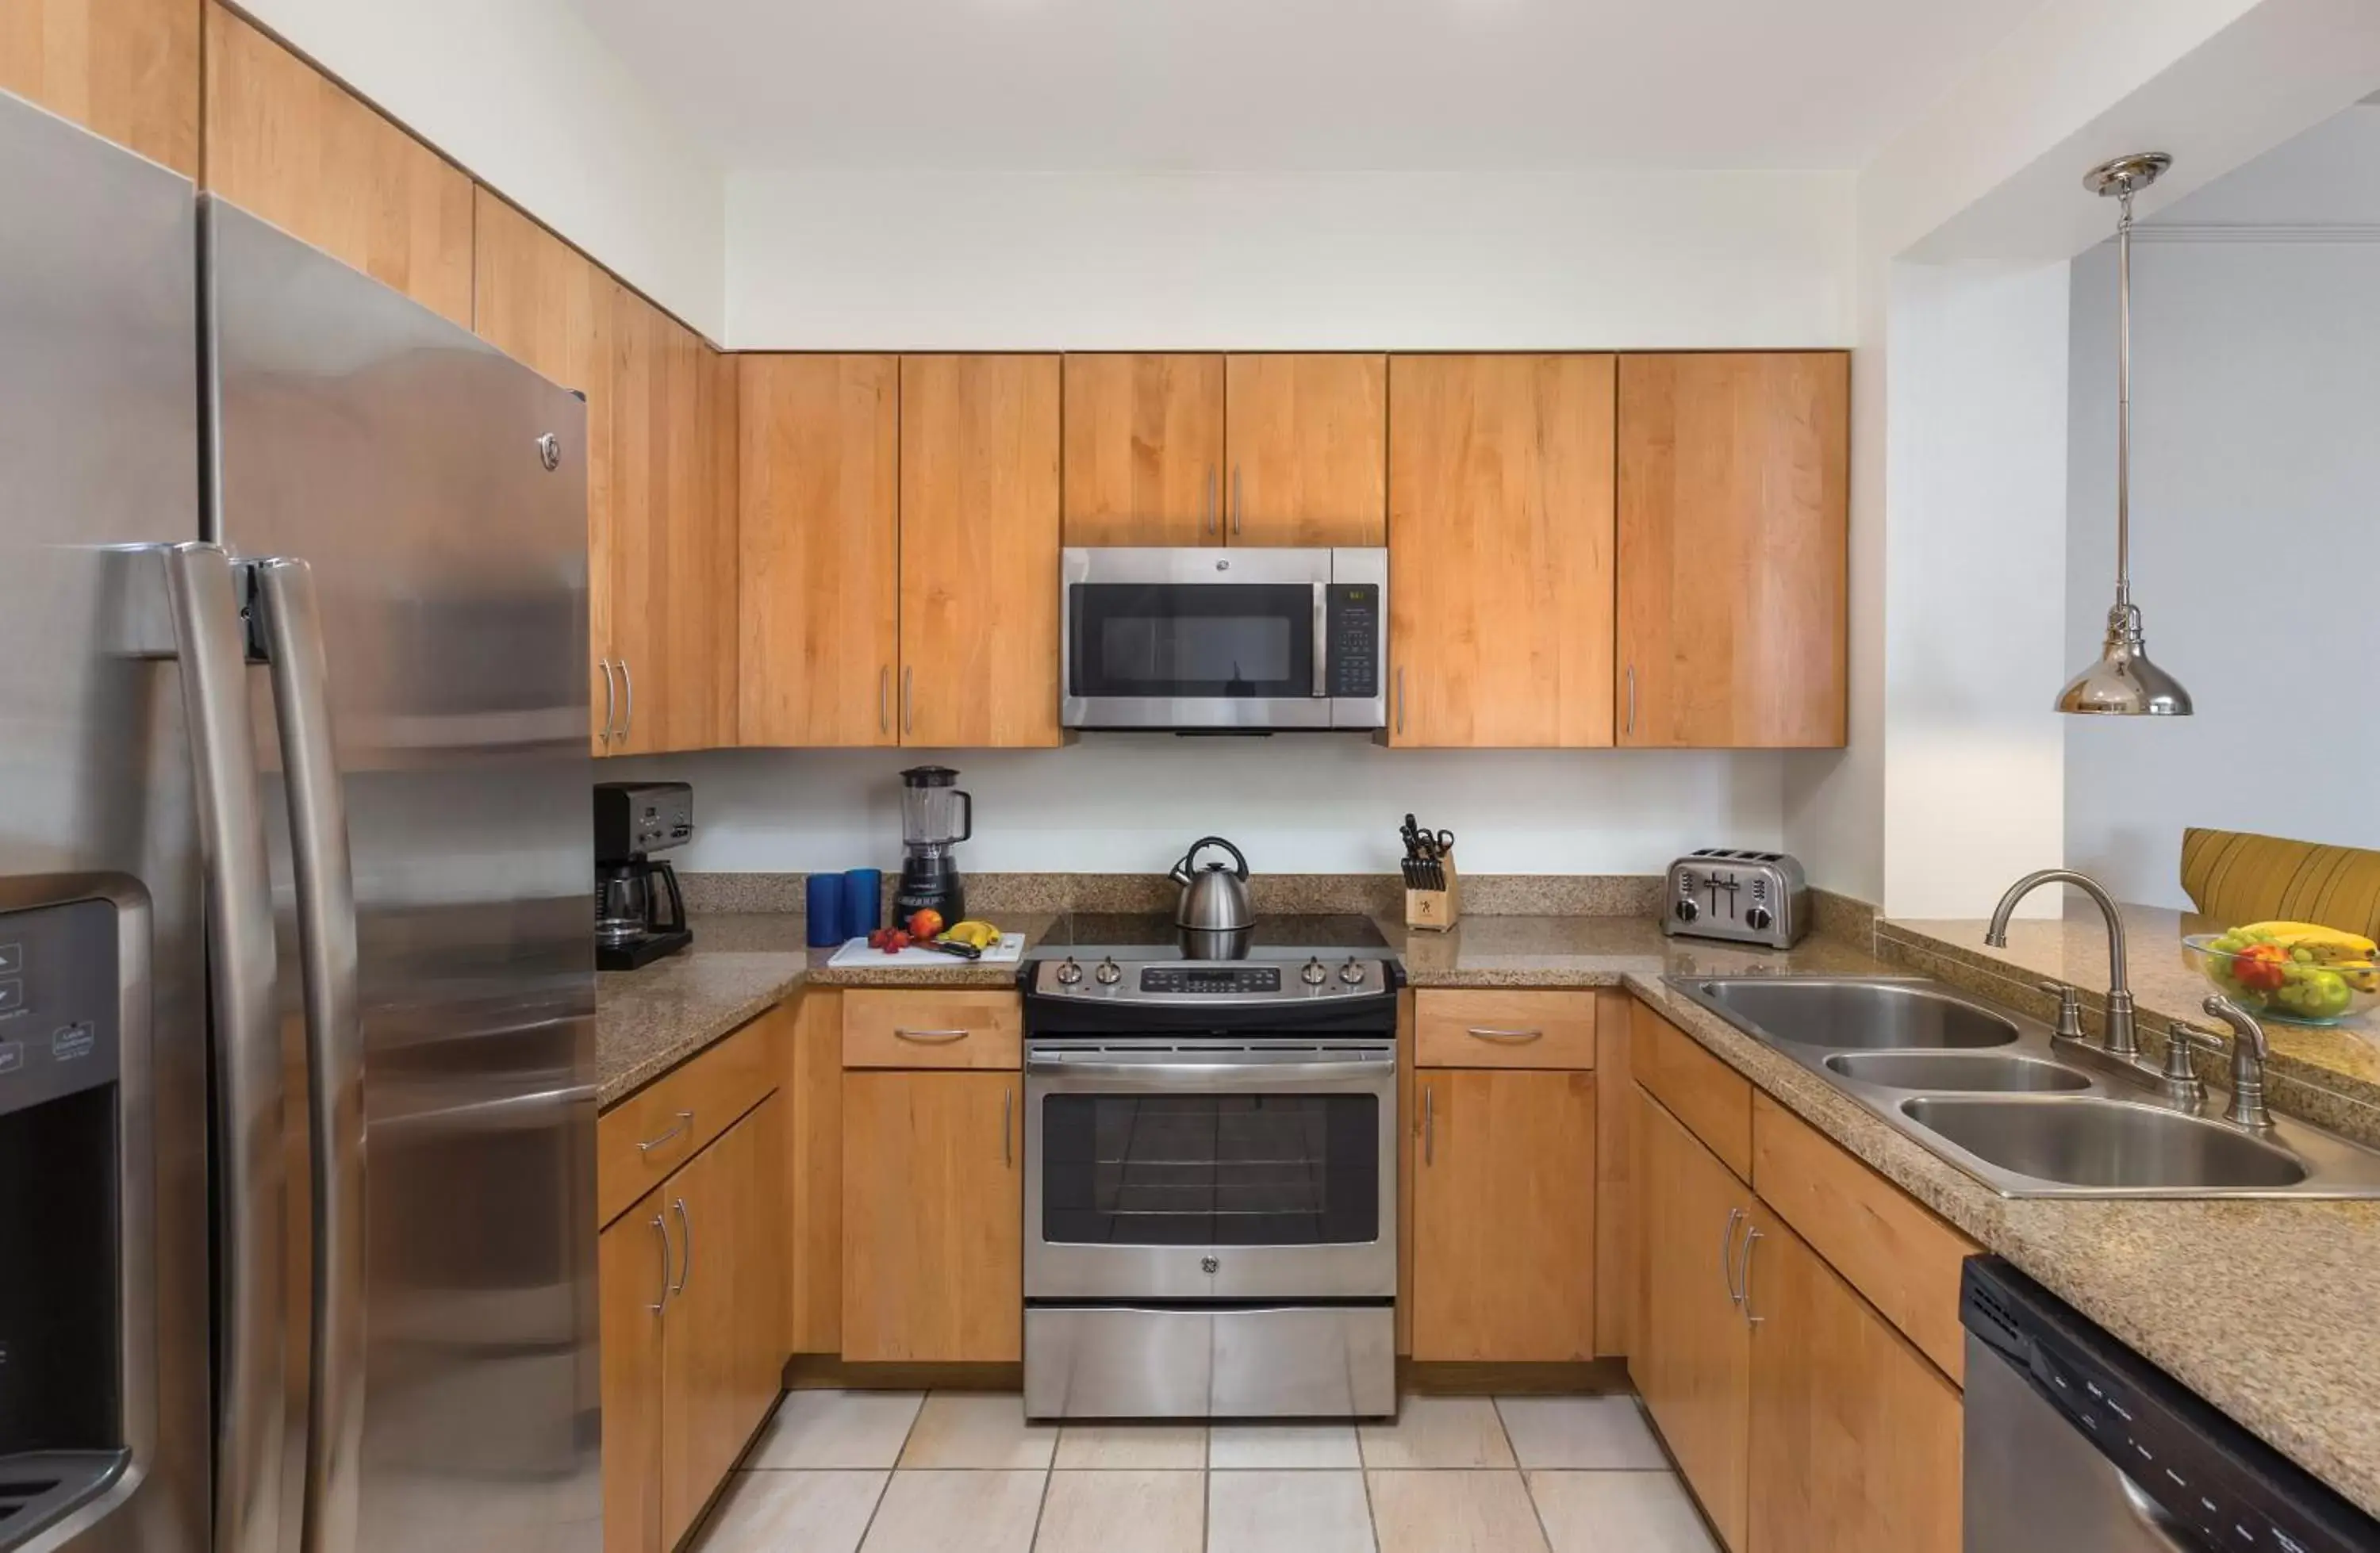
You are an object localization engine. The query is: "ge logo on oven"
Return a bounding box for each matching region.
[1200,1256,1219,1275]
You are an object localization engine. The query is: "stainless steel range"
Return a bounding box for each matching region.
[1019,915,1402,1420]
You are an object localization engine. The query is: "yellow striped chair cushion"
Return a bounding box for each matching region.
[2181,828,2380,941]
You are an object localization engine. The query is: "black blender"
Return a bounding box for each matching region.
[893,765,972,926]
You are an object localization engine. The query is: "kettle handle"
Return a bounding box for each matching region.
[1183,836,1248,880]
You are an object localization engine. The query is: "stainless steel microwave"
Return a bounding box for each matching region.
[1061,547,1388,731]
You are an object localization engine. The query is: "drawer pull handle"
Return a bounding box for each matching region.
[637,1110,694,1154]
[893,1028,969,1043]
[1464,1026,1543,1042]
[670,1198,692,1297]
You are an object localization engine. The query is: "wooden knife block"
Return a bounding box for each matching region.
[1404,851,1460,933]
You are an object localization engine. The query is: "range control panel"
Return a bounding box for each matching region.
[0,898,121,1118]
[1325,585,1381,698]
[1029,955,1394,1005]
[1141,967,1282,995]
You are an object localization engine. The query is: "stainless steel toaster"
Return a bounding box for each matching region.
[1663,849,1810,949]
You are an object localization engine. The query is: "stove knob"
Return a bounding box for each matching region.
[1054,958,1083,987]
[1745,906,1773,933]
[1094,957,1123,986]
[1339,958,1367,986]
[1301,958,1328,986]
[1674,899,1700,925]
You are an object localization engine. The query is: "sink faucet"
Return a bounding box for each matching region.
[2201,995,2275,1131]
[1986,869,2137,1060]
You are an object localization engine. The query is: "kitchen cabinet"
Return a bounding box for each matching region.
[471,190,619,754]
[201,2,473,327]
[1,0,198,174]
[897,354,1062,748]
[1223,354,1387,545]
[1411,1068,1596,1362]
[1616,351,1848,748]
[841,1068,1022,1363]
[1745,1204,1964,1553]
[1062,353,1225,546]
[598,1092,788,1553]
[1387,354,1616,747]
[738,354,900,746]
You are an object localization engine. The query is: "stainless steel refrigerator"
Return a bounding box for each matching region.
[0,85,600,1553]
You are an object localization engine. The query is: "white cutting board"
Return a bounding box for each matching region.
[825,934,1027,968]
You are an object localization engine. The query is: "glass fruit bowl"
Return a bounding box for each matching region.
[2183,933,2380,1026]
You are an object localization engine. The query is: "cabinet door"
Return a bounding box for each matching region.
[897,355,1061,748]
[1062,353,1225,546]
[598,1188,670,1553]
[1387,354,1615,747]
[1224,354,1386,546]
[1634,1087,1754,1552]
[1411,1068,1596,1362]
[660,1095,788,1548]
[1746,1206,1962,1553]
[0,0,199,174]
[471,190,617,753]
[738,355,900,746]
[605,290,669,754]
[663,339,736,750]
[1616,352,1848,748]
[202,3,472,325]
[842,1071,1021,1363]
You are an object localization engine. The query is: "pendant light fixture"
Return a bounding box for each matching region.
[2058,151,2194,716]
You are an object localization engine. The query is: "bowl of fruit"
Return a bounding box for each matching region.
[2183,921,2380,1026]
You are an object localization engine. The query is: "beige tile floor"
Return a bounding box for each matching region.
[690,1391,1720,1553]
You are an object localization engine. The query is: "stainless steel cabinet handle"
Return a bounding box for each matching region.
[599,658,616,745]
[880,665,891,734]
[1625,665,1637,738]
[245,556,367,1553]
[1205,467,1218,539]
[637,1110,694,1154]
[1396,667,1406,737]
[1422,1083,1436,1165]
[1465,1027,1544,1043]
[619,656,635,744]
[894,1027,969,1043]
[1230,465,1243,537]
[648,1214,672,1313]
[1720,1206,1746,1305]
[149,543,286,1553]
[1003,1088,1013,1168]
[903,665,914,736]
[670,1198,692,1296]
[1739,1224,1765,1325]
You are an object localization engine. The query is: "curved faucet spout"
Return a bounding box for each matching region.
[1986,869,2136,1057]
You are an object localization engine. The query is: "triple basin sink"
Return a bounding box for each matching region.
[1666,976,2380,1198]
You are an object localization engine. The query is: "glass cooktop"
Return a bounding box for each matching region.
[1030,912,1391,960]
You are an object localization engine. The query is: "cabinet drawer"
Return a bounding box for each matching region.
[843,989,1022,1069]
[1632,999,1752,1180]
[598,1010,781,1229]
[1415,989,1596,1069]
[1752,1092,1978,1382]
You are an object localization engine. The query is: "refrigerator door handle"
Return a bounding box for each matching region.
[244,557,367,1553]
[144,541,287,1553]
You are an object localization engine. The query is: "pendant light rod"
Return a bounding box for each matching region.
[2088,151,2169,610]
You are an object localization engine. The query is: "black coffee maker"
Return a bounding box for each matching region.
[594,780,693,970]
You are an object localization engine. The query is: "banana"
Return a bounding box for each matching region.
[939,919,1000,950]
[2236,921,2379,963]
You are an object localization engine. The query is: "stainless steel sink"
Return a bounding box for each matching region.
[1825,1051,2090,1094]
[1692,977,2019,1049]
[1901,1096,2310,1191]
[1668,974,2380,1199]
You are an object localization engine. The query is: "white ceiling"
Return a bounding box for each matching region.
[569,0,2052,173]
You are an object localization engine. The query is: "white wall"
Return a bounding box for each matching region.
[233,0,727,339]
[725,171,1855,349]
[615,743,1787,878]
[2063,109,2380,906]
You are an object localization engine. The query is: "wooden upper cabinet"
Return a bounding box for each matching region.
[1388,354,1616,747]
[1063,353,1224,546]
[739,355,900,746]
[201,2,472,327]
[1,0,200,174]
[898,354,1062,748]
[1616,352,1848,748]
[471,190,617,753]
[1224,354,1387,545]
[605,290,669,756]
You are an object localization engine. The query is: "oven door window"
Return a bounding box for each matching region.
[1040,1092,1379,1247]
[1069,584,1313,700]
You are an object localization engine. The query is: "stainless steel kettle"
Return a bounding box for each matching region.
[1170,836,1253,933]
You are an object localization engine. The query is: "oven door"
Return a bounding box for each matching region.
[1062,547,1338,730]
[1025,1038,1396,1301]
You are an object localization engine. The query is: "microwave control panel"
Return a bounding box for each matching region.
[1326,585,1381,697]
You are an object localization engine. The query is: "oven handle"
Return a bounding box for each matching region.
[1027,1056,1395,1090]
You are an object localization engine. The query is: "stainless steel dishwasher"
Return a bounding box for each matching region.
[1963,1257,2380,1551]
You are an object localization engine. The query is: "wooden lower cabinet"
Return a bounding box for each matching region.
[1745,1205,1963,1553]
[1411,1068,1596,1361]
[598,1093,787,1553]
[841,1069,1022,1363]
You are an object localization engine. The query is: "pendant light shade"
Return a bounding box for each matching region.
[2059,151,2192,717]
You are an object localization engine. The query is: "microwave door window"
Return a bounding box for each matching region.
[1072,584,1315,699]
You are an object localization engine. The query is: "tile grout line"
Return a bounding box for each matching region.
[851,1389,931,1551]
